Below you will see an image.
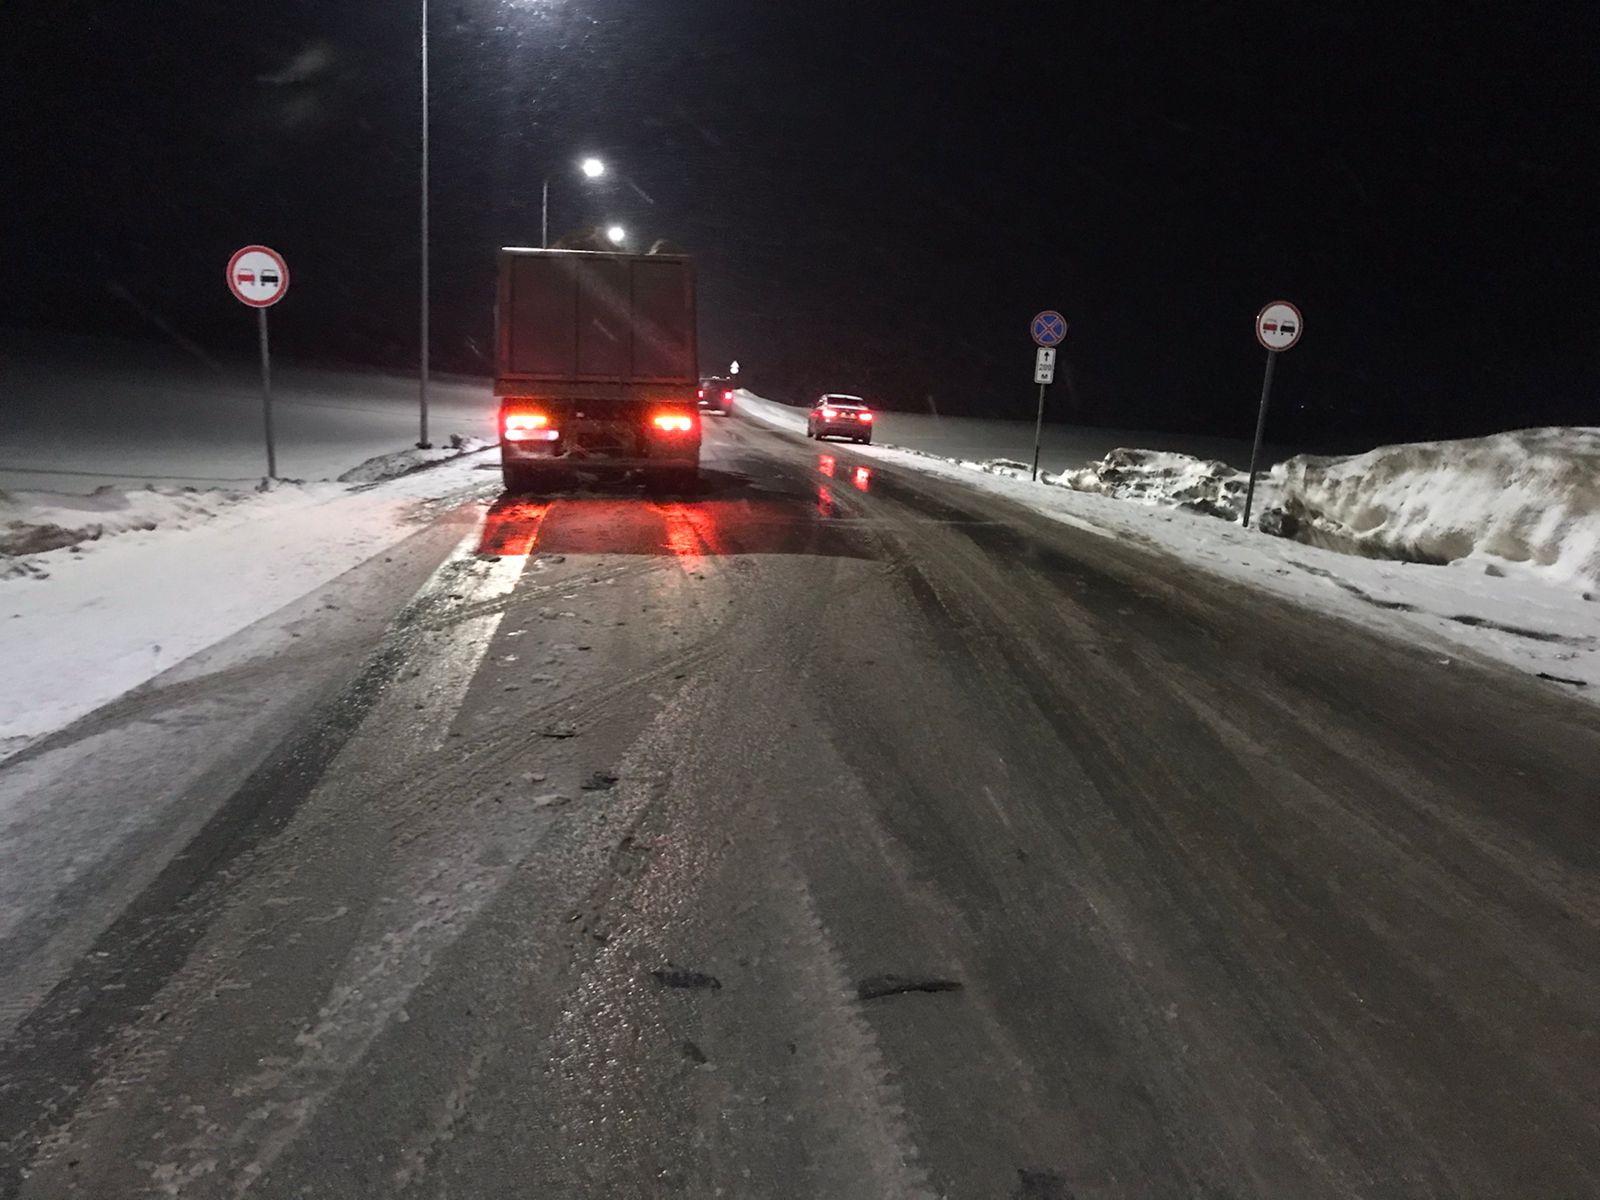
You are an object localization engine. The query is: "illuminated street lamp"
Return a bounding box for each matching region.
[544,156,608,248]
[606,225,627,246]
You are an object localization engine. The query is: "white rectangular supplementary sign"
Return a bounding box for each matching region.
[1034,345,1056,385]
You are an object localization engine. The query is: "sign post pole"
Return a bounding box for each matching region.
[227,245,290,482]
[1028,312,1067,483]
[1242,299,1304,528]
[1241,348,1275,528]
[1031,381,1048,482]
[258,307,277,480]
[418,0,432,449]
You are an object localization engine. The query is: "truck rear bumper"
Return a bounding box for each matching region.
[502,441,699,470]
[498,398,701,470]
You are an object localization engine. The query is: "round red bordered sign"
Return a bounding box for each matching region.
[1255,300,1302,351]
[1030,310,1068,347]
[227,245,290,308]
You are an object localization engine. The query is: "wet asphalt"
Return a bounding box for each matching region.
[3,417,1599,1198]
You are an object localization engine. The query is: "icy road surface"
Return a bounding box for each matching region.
[2,417,1599,1198]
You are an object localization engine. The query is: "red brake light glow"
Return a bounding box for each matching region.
[723,390,733,401]
[697,388,706,398]
[503,411,556,441]
[821,407,836,419]
[858,411,873,422]
[651,412,695,434]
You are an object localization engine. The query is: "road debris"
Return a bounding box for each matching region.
[857,974,963,1001]
[651,966,722,991]
[582,771,620,791]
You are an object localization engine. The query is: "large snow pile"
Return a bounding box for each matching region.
[1272,428,1600,591]
[1049,448,1269,522]
[1046,429,1600,592]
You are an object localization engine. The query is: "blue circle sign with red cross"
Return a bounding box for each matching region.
[1031,310,1067,347]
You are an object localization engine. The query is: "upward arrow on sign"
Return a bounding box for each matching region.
[1034,345,1056,385]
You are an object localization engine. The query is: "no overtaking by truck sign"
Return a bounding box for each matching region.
[1242,299,1304,528]
[227,244,289,479]
[228,245,290,308]
[1255,300,1302,352]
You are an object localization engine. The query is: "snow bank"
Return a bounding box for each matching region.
[0,436,491,579]
[1044,428,1600,593]
[1050,448,1270,522]
[1272,428,1600,591]
[337,435,491,484]
[0,453,499,755]
[1,485,255,575]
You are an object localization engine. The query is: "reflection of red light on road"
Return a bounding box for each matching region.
[478,500,550,556]
[817,484,835,517]
[818,454,835,477]
[657,502,704,562]
[852,465,871,492]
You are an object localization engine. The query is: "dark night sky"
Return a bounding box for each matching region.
[4,1,1598,442]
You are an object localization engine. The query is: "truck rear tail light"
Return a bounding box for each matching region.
[697,388,706,398]
[723,390,733,401]
[504,411,557,442]
[651,412,695,434]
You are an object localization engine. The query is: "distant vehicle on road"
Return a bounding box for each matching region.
[806,394,874,443]
[698,376,735,415]
[495,246,700,493]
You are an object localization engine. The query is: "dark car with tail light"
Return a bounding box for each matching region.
[495,246,700,492]
[698,376,735,415]
[806,394,874,443]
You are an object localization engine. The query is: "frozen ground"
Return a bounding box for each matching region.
[735,390,1600,697]
[0,446,498,758]
[0,330,496,492]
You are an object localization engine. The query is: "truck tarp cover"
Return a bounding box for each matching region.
[505,253,694,383]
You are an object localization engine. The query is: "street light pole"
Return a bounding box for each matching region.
[417,0,432,448]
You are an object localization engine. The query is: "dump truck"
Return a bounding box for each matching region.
[495,247,700,492]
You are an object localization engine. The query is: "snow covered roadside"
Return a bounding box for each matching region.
[0,443,497,757]
[732,390,809,435]
[732,391,1600,698]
